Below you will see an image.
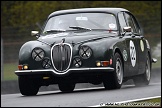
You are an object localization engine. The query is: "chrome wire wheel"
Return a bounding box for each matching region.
[103,53,123,90]
[133,55,151,86]
[116,58,123,85]
[146,56,151,81]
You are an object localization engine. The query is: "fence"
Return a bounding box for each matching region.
[1,25,37,81]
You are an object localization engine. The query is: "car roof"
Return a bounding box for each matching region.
[48,8,129,18]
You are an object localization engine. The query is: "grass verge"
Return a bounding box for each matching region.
[100,97,161,107]
[2,62,18,80]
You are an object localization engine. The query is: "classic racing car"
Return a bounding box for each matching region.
[15,8,157,96]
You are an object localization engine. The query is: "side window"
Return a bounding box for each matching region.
[124,13,136,33]
[118,12,127,32]
[131,15,141,35]
[124,12,141,35]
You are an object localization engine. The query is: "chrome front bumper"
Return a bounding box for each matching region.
[15,67,114,76]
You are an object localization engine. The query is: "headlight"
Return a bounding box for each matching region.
[42,57,51,69]
[32,47,45,61]
[73,57,82,67]
[79,46,92,59]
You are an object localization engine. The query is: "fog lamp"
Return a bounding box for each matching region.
[96,61,101,67]
[23,65,28,70]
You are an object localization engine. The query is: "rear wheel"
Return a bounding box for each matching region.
[18,76,40,96]
[103,53,123,89]
[58,81,75,93]
[133,55,151,86]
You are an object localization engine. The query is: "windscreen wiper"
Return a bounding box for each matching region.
[69,26,91,31]
[43,29,66,34]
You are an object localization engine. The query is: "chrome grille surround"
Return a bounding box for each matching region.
[51,43,72,73]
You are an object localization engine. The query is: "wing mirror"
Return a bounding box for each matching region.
[31,31,39,38]
[123,26,131,32]
[121,26,132,37]
[152,58,157,63]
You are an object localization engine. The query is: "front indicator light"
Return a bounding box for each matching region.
[110,59,112,65]
[96,61,111,67]
[18,65,23,70]
[101,61,109,67]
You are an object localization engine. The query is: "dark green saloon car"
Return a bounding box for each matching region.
[15,8,157,96]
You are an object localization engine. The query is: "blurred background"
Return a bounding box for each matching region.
[1,1,161,93]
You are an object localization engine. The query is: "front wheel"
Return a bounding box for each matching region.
[18,76,40,96]
[103,53,123,89]
[58,81,75,93]
[133,55,151,86]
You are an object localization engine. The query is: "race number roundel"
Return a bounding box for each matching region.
[140,40,144,52]
[130,40,136,67]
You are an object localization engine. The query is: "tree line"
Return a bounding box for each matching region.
[1,1,161,36]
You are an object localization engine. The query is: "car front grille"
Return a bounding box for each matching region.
[51,43,72,72]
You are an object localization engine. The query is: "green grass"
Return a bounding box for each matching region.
[2,62,18,80]
[152,56,161,69]
[135,97,161,103]
[101,97,161,107]
[123,97,161,107]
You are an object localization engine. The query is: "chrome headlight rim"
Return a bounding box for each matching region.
[79,45,92,59]
[31,47,45,61]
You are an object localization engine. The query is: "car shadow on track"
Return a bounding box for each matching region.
[20,81,160,97]
[20,84,138,97]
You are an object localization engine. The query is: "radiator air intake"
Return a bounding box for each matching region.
[51,43,72,73]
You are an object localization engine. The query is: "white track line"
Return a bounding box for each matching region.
[90,95,161,107]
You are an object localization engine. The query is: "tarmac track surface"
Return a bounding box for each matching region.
[1,80,161,107]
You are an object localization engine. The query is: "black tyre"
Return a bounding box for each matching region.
[18,76,40,96]
[58,82,75,93]
[133,55,151,86]
[103,53,123,89]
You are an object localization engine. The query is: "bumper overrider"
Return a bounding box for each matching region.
[15,67,114,76]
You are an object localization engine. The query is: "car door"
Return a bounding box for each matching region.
[118,12,139,76]
[130,13,147,74]
[124,12,144,76]
[118,12,130,76]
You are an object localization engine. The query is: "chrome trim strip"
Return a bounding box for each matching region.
[51,43,72,73]
[37,39,51,46]
[15,67,114,75]
[74,35,116,45]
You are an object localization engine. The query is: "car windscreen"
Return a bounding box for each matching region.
[42,12,117,33]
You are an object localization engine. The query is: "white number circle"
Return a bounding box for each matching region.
[130,40,136,67]
[140,40,144,52]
